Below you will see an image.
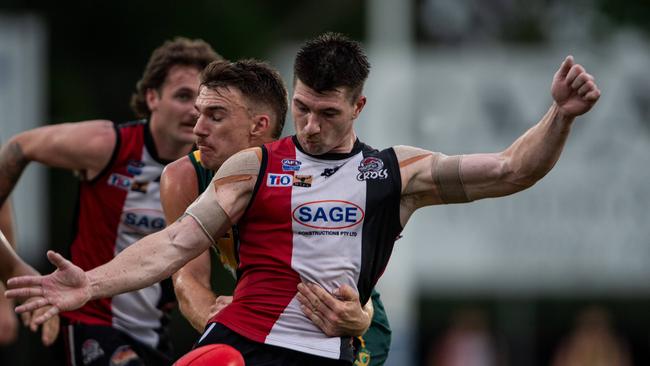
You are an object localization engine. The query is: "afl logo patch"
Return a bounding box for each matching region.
[281,159,302,171]
[293,200,365,229]
[357,157,388,181]
[267,173,293,187]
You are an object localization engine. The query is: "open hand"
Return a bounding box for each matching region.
[5,251,91,325]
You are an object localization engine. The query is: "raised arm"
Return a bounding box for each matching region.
[6,148,261,325]
[161,156,217,332]
[0,120,117,206]
[398,56,600,222]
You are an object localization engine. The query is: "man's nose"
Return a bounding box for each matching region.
[304,114,320,135]
[193,116,208,136]
[190,108,200,120]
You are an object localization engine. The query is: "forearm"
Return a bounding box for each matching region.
[87,217,207,300]
[500,103,573,187]
[173,271,217,332]
[0,202,15,246]
[0,140,29,205]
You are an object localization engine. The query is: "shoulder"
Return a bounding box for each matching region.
[214,147,263,180]
[162,155,198,190]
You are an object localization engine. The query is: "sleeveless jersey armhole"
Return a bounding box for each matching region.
[87,122,121,184]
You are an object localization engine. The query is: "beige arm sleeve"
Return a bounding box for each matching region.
[432,154,472,204]
[185,148,261,244]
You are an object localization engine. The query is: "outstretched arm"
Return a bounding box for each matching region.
[398,56,600,220]
[6,149,261,325]
[0,120,116,206]
[161,157,218,332]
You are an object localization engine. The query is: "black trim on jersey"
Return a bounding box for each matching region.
[231,225,241,281]
[87,121,122,184]
[357,147,403,305]
[292,135,365,161]
[144,119,174,165]
[339,336,355,363]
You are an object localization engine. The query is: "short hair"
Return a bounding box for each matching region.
[294,32,370,101]
[200,59,288,139]
[130,37,222,118]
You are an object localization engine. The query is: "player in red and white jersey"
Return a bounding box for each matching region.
[0,38,220,365]
[8,33,600,366]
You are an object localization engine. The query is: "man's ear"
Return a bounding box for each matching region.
[352,95,367,120]
[250,114,271,137]
[146,88,161,112]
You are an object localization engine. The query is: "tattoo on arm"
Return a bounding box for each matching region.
[0,142,28,204]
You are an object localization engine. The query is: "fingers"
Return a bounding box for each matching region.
[297,282,342,312]
[14,297,49,313]
[555,55,574,80]
[299,301,330,333]
[33,306,59,326]
[571,72,594,90]
[584,89,601,101]
[208,296,232,318]
[20,310,31,327]
[6,275,43,289]
[47,250,71,270]
[565,63,586,86]
[41,315,60,346]
[332,284,359,302]
[5,286,44,300]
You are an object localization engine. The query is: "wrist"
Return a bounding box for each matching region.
[553,102,575,128]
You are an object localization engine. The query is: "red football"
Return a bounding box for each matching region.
[173,344,245,366]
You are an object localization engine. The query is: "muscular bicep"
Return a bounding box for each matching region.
[161,158,200,224]
[12,120,116,175]
[185,148,261,244]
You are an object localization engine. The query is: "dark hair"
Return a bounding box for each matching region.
[294,32,370,101]
[130,37,222,118]
[200,59,288,138]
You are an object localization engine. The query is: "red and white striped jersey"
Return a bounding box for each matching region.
[63,120,174,349]
[213,136,402,361]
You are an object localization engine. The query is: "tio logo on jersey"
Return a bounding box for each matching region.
[267,173,293,187]
[292,200,365,229]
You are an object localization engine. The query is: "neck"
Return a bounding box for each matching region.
[330,131,357,153]
[149,117,193,162]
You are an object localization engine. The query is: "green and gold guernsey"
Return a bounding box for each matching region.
[189,150,392,366]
